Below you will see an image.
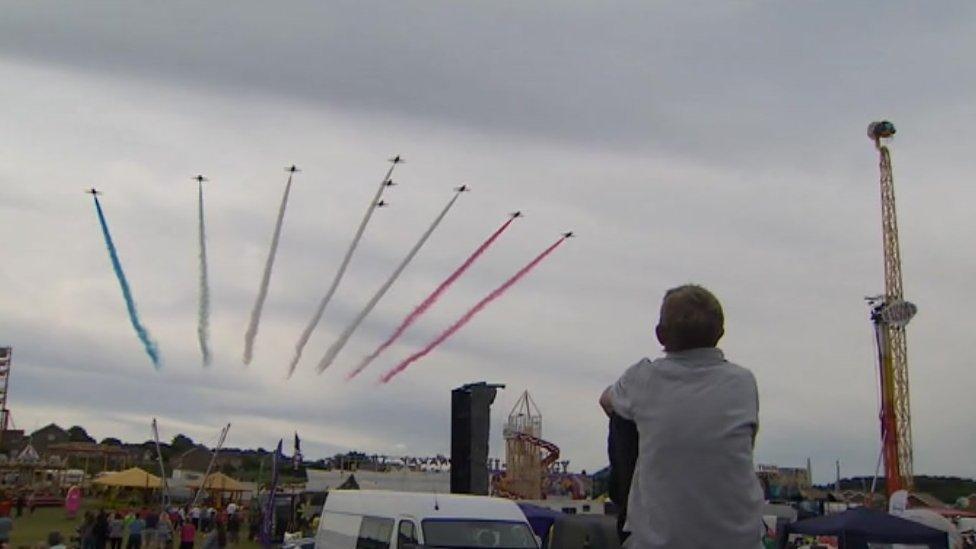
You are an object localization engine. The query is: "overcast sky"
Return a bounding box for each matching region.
[1,1,975,484]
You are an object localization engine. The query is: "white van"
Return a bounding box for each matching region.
[315,490,538,548]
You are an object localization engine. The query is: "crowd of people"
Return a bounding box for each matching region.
[75,505,247,549]
[55,503,248,549]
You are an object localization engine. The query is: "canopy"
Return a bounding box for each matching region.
[544,514,621,549]
[187,472,247,492]
[337,475,359,490]
[780,507,948,549]
[518,503,562,545]
[93,467,162,489]
[896,509,962,549]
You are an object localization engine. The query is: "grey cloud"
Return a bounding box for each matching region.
[2,2,976,481]
[2,2,974,164]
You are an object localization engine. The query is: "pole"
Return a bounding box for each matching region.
[260,440,282,548]
[151,418,171,509]
[191,423,231,508]
[835,460,840,492]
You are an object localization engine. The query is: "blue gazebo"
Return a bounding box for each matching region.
[780,507,948,549]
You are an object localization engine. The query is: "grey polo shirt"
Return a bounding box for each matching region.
[609,347,764,549]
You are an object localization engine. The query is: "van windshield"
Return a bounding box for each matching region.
[421,519,537,548]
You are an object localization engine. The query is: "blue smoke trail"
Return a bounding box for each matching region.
[92,196,162,368]
[197,181,212,366]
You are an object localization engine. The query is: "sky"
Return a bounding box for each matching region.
[1,1,974,484]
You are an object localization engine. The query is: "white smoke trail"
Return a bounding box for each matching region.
[243,170,296,365]
[197,179,212,366]
[316,189,464,373]
[287,160,400,377]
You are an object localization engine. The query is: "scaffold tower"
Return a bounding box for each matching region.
[0,347,11,435]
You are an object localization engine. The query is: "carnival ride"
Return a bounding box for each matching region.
[866,121,916,497]
[494,391,573,500]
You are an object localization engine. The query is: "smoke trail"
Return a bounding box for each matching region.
[317,189,465,373]
[197,179,212,366]
[347,216,516,380]
[91,196,162,368]
[243,171,296,365]
[380,236,568,383]
[287,160,400,377]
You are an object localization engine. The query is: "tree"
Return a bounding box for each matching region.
[100,437,123,446]
[68,426,95,444]
[171,434,195,453]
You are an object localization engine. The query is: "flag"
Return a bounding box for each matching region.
[293,432,302,471]
[260,440,282,548]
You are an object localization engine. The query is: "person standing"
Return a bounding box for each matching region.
[158,509,173,549]
[109,512,124,549]
[14,493,24,518]
[143,508,158,549]
[600,285,764,549]
[123,510,136,536]
[126,512,145,549]
[179,519,196,549]
[0,513,13,545]
[94,510,110,549]
[226,512,240,546]
[200,523,226,549]
[80,512,97,549]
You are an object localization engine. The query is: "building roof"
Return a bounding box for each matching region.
[48,442,128,455]
[17,443,39,463]
[31,423,66,436]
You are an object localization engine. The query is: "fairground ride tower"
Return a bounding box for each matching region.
[502,391,562,500]
[504,391,544,499]
[867,121,916,495]
[0,347,11,441]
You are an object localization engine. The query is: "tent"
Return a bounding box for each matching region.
[518,503,562,545]
[544,514,620,549]
[187,472,247,492]
[93,467,162,489]
[337,475,359,490]
[780,507,948,549]
[895,509,962,549]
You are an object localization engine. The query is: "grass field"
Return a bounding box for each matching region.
[8,504,262,549]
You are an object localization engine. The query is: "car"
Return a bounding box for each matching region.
[315,490,538,548]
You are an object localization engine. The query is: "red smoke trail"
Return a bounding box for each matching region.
[347,217,517,380]
[380,236,567,383]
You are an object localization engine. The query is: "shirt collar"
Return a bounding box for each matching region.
[664,347,725,365]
